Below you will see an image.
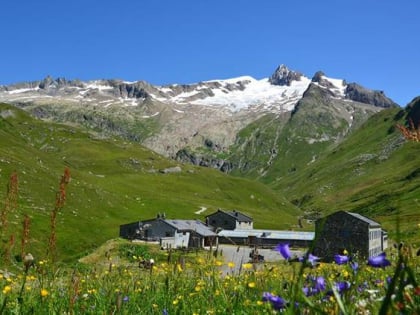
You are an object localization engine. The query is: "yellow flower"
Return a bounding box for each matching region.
[343,249,349,255]
[248,282,256,288]
[177,264,183,272]
[2,285,12,294]
[215,260,223,266]
[242,263,253,270]
[172,299,179,305]
[257,300,264,306]
[228,261,235,268]
[40,289,49,297]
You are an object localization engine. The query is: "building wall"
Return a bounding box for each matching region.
[120,219,177,241]
[161,232,190,249]
[119,222,142,239]
[313,212,371,260]
[235,221,253,230]
[207,212,237,230]
[368,227,382,257]
[382,231,388,251]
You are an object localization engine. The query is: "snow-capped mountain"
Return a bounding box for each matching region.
[0,65,397,173]
[0,65,355,114]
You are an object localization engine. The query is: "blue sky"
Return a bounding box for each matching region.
[1,0,418,105]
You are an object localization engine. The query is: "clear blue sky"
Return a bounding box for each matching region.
[1,0,419,105]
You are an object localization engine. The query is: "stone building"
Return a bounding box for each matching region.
[313,211,388,261]
[205,209,253,231]
[119,216,217,249]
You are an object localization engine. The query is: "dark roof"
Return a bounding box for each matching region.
[226,210,253,222]
[205,209,253,222]
[346,212,380,227]
[164,219,217,237]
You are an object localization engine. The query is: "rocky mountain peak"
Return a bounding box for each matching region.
[345,83,398,108]
[269,64,303,86]
[310,71,338,89]
[311,71,325,83]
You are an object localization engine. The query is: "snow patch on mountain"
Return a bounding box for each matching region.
[312,75,346,98]
[153,75,311,112]
[193,76,311,111]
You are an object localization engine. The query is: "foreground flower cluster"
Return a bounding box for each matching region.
[0,243,419,314]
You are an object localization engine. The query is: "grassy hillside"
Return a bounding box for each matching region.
[229,84,382,183]
[0,103,301,262]
[272,104,420,244]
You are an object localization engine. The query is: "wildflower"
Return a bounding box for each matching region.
[23,253,34,271]
[334,254,349,265]
[248,282,256,288]
[227,261,235,268]
[40,288,49,297]
[123,295,129,302]
[350,261,359,272]
[368,252,391,268]
[315,276,326,291]
[262,292,287,310]
[242,263,253,270]
[2,285,12,294]
[335,281,351,293]
[306,253,320,266]
[275,243,291,260]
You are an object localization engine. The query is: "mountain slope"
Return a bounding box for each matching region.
[228,76,391,181]
[0,103,301,262]
[0,65,397,172]
[271,100,420,242]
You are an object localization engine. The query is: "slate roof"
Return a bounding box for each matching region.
[226,210,253,222]
[346,212,381,227]
[218,229,315,241]
[164,219,217,237]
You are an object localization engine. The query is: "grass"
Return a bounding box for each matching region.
[0,103,301,262]
[0,239,418,314]
[271,107,420,245]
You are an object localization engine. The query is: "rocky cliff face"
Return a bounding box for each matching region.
[0,65,398,174]
[345,83,398,108]
[269,64,303,86]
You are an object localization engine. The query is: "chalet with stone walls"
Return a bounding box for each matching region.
[119,216,217,249]
[205,209,253,231]
[313,211,388,261]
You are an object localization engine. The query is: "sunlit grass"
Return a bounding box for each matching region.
[0,240,419,314]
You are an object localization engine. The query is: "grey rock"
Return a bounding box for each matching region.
[345,83,398,108]
[311,71,335,89]
[269,64,302,86]
[159,166,182,174]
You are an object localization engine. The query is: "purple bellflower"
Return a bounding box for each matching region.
[368,252,391,268]
[275,243,291,260]
[334,254,349,265]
